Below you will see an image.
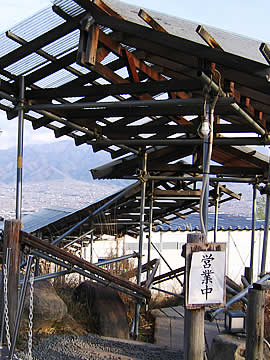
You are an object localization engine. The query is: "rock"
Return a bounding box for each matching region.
[73,281,130,339]
[22,280,67,331]
[209,333,245,360]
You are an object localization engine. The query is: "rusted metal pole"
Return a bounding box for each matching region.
[15,76,25,220]
[3,220,21,336]
[184,233,206,360]
[246,285,265,360]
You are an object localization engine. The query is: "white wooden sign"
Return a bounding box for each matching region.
[188,250,226,305]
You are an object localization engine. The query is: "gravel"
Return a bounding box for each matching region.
[17,334,183,360]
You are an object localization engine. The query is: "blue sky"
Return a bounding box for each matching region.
[1,0,270,149]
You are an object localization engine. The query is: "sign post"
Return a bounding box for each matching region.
[184,234,226,360]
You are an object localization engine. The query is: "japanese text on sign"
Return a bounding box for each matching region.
[188,251,225,305]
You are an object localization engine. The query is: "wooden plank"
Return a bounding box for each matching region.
[154,189,201,197]
[21,231,150,299]
[93,0,122,18]
[122,48,140,82]
[260,42,270,65]
[218,184,241,200]
[85,24,100,66]
[138,9,167,33]
[196,25,223,50]
[246,288,265,359]
[3,220,21,335]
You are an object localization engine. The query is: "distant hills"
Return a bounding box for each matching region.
[0,140,113,184]
[0,140,255,216]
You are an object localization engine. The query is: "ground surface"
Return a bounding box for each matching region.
[17,334,183,360]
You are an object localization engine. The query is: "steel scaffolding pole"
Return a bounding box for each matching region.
[124,175,260,183]
[85,137,270,146]
[134,150,147,339]
[250,184,257,283]
[202,121,210,235]
[15,76,25,220]
[261,163,270,275]
[214,183,220,243]
[197,71,266,137]
[27,97,233,111]
[147,181,154,280]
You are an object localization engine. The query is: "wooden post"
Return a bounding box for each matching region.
[246,286,265,360]
[184,233,206,360]
[3,220,21,335]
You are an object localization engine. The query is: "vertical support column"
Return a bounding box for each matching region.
[90,222,94,263]
[214,183,220,243]
[184,233,206,360]
[15,76,25,221]
[202,136,209,234]
[246,285,265,360]
[250,184,257,283]
[147,181,154,280]
[134,150,147,339]
[261,164,270,275]
[3,220,21,336]
[200,102,211,238]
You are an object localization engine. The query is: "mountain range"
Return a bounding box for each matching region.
[0,140,112,184]
[0,140,254,216]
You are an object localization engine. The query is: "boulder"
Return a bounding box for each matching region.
[22,280,67,331]
[209,333,245,360]
[73,281,130,339]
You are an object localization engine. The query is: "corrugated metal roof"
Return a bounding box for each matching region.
[103,0,269,65]
[22,207,76,233]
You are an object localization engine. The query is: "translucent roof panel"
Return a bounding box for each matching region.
[10,7,65,42]
[0,33,20,58]
[53,0,85,17]
[5,53,48,76]
[34,68,78,88]
[42,29,80,58]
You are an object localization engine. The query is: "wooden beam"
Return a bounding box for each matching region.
[26,79,202,100]
[138,9,167,33]
[98,30,190,98]
[3,220,21,335]
[86,24,100,66]
[93,0,122,18]
[122,48,140,82]
[21,231,150,299]
[260,42,270,65]
[154,189,201,197]
[196,25,223,50]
